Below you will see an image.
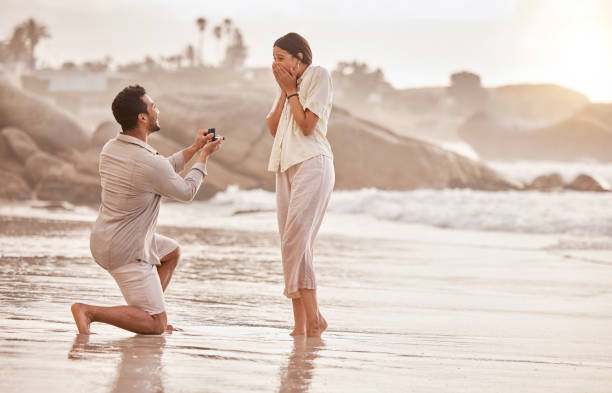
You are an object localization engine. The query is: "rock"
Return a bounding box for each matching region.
[147,132,261,200]
[490,84,589,126]
[91,121,120,148]
[459,104,612,162]
[565,174,611,192]
[0,131,27,178]
[148,133,183,157]
[0,170,32,200]
[57,147,100,177]
[0,157,27,179]
[0,129,12,158]
[156,90,521,194]
[192,159,261,200]
[527,173,565,191]
[0,78,89,153]
[25,151,76,185]
[327,111,522,191]
[157,90,278,193]
[332,81,588,144]
[1,127,40,163]
[36,171,101,205]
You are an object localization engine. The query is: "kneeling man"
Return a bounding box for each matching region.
[71,85,222,334]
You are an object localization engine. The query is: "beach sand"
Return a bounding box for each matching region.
[1,209,611,392]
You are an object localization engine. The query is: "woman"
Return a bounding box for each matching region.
[266,32,335,337]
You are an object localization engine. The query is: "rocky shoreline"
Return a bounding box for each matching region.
[0,78,608,207]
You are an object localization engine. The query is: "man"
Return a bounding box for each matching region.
[71,85,222,334]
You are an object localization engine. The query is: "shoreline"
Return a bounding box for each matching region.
[1,206,612,392]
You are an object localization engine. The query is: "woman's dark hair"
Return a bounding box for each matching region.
[111,85,148,131]
[274,32,312,65]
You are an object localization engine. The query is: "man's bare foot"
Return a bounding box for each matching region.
[70,303,91,334]
[67,333,90,359]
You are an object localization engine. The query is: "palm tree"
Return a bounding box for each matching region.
[22,18,50,70]
[196,17,207,66]
[213,25,222,66]
[185,45,195,68]
[6,24,28,64]
[223,18,233,36]
[223,27,247,69]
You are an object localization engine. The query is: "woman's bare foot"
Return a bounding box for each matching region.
[306,326,321,337]
[290,328,306,336]
[319,312,328,334]
[305,312,328,337]
[70,303,91,334]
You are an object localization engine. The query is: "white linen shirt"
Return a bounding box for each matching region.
[90,134,207,270]
[267,65,333,173]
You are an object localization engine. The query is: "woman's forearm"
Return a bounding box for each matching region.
[287,96,317,136]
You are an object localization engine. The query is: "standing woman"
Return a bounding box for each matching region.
[266,32,335,337]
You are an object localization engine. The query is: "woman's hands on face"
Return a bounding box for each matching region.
[272,62,297,95]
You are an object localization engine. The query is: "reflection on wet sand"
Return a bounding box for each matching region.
[1,211,611,393]
[69,334,166,393]
[278,337,324,393]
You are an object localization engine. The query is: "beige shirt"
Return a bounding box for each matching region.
[267,65,334,173]
[90,134,207,270]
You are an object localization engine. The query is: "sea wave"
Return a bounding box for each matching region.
[207,185,612,237]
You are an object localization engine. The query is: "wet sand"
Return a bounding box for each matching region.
[1,212,612,392]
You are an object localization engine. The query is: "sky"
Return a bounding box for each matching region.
[2,0,611,101]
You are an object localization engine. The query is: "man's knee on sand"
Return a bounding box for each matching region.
[147,312,167,335]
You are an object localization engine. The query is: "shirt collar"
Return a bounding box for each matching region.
[297,65,312,86]
[116,133,158,155]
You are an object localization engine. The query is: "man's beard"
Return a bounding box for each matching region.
[149,118,161,133]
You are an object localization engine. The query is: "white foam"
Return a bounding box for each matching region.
[161,186,612,237]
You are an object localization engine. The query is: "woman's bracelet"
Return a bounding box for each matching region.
[287,93,299,100]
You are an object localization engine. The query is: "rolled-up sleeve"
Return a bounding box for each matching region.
[146,155,207,202]
[303,68,332,120]
[167,151,186,173]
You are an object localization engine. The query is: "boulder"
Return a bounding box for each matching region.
[0,169,32,200]
[0,129,12,158]
[1,127,40,163]
[459,104,612,162]
[0,78,89,153]
[57,147,100,177]
[147,132,261,200]
[192,159,262,200]
[91,121,120,149]
[155,90,521,194]
[489,84,589,126]
[527,173,565,192]
[0,131,27,178]
[148,133,183,157]
[36,171,101,205]
[327,110,522,191]
[25,151,76,185]
[565,174,611,192]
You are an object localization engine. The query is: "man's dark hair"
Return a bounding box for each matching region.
[111,85,148,131]
[274,32,312,65]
